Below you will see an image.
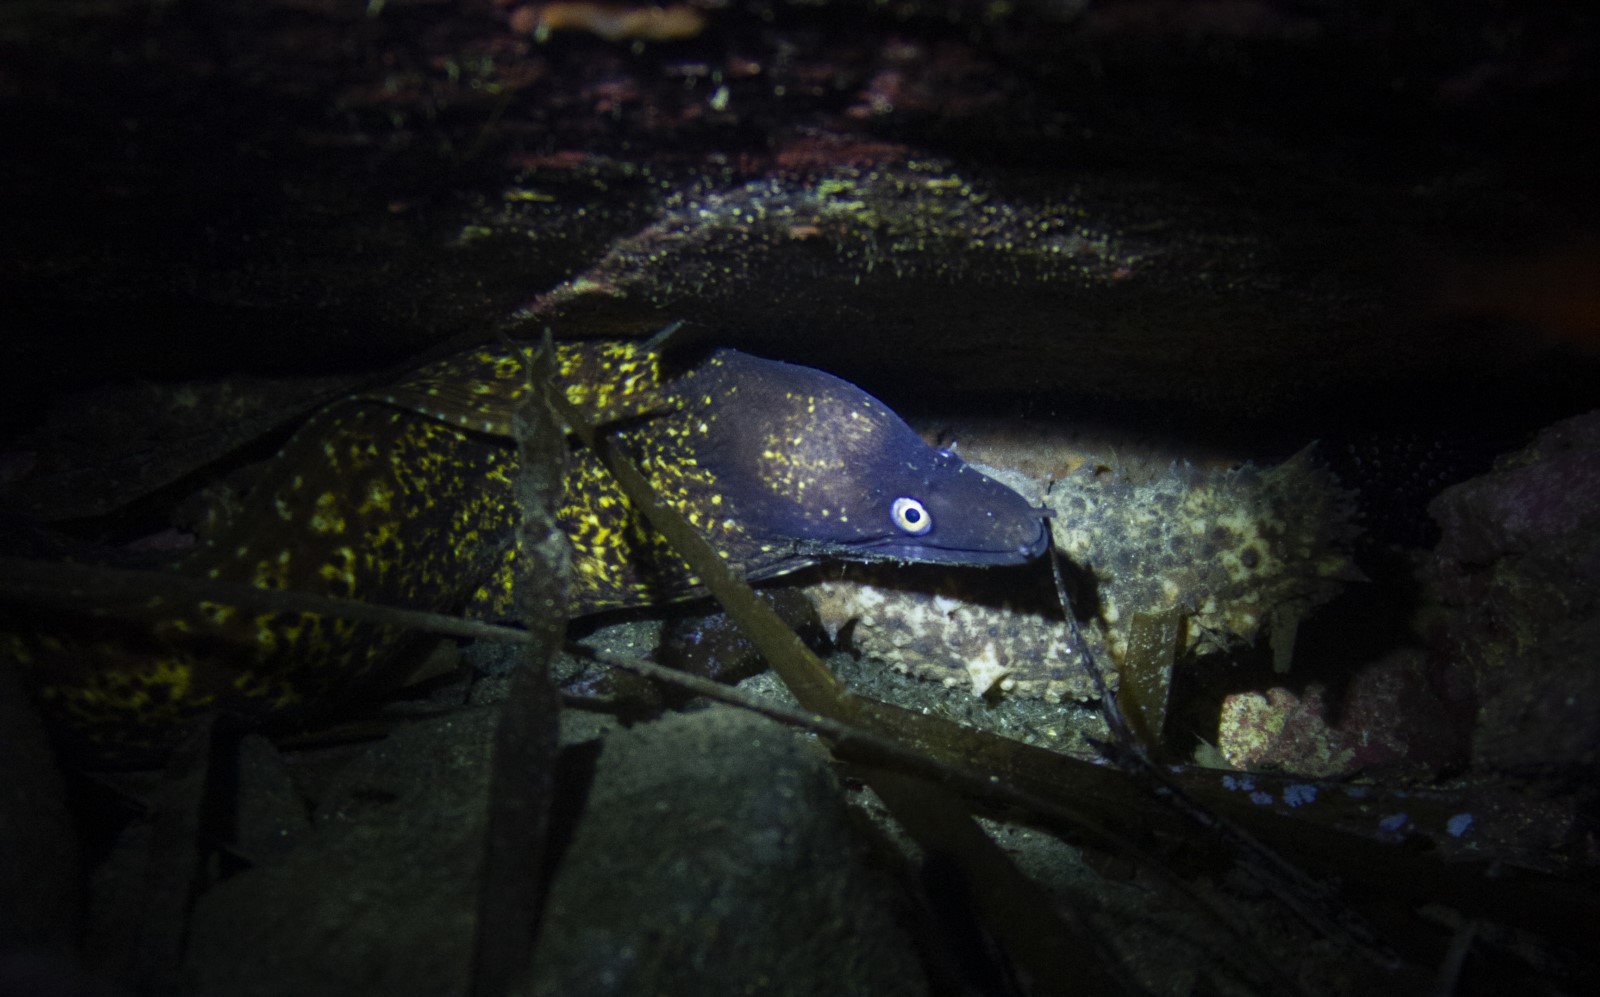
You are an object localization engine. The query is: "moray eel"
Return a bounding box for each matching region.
[6,340,1046,762]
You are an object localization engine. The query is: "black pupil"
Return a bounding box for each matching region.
[903,506,922,524]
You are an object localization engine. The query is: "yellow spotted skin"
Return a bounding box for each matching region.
[9,402,522,761]
[9,340,1046,763]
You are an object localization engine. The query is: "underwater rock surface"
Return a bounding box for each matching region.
[1215,650,1470,778]
[1048,450,1359,672]
[527,705,925,997]
[1422,409,1600,771]
[806,564,1095,701]
[1217,409,1600,779]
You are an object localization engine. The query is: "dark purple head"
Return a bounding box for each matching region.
[690,351,1048,569]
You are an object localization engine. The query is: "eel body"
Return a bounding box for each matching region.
[5,340,1046,761]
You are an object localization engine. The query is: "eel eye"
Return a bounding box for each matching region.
[890,496,933,536]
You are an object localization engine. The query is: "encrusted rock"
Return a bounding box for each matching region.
[1421,409,1600,771]
[1216,650,1469,778]
[805,565,1098,701]
[1048,450,1359,671]
[527,705,925,996]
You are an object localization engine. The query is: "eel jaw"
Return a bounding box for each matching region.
[807,515,1051,567]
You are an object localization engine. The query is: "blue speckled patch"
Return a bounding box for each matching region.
[1378,812,1411,836]
[1222,774,1256,793]
[1282,783,1317,807]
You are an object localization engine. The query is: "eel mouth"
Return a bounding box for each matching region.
[842,515,1051,566]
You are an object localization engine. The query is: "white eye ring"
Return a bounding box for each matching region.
[890,496,933,535]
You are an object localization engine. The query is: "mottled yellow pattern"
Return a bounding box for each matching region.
[8,345,641,757]
[16,343,772,758]
[12,339,1045,762]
